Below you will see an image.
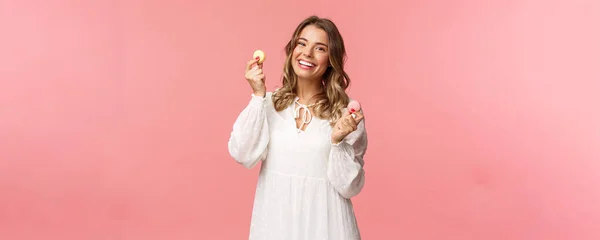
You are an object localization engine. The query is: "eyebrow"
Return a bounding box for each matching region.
[298,37,328,48]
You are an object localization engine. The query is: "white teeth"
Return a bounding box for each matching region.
[299,60,315,67]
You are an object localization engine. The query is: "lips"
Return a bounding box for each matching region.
[298,59,316,69]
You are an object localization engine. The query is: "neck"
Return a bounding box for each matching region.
[296,77,322,104]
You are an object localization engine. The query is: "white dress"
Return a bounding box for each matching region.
[228,92,368,240]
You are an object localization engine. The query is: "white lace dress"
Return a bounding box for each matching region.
[228,92,368,240]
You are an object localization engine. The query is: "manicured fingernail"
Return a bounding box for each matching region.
[350,108,355,113]
[255,57,260,60]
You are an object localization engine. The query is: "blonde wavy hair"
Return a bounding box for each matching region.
[272,16,351,125]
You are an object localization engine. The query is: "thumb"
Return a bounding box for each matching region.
[354,113,364,124]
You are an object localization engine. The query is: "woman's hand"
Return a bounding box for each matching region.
[331,109,364,144]
[245,58,266,97]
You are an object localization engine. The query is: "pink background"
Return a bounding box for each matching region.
[1,0,599,239]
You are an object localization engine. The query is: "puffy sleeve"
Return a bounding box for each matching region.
[327,112,368,199]
[227,92,271,169]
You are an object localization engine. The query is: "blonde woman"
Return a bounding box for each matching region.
[228,15,368,240]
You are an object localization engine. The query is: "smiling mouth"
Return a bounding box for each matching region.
[298,59,316,69]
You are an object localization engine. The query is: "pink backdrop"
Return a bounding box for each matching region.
[1,0,599,239]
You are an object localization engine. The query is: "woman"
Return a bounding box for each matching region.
[228,15,368,240]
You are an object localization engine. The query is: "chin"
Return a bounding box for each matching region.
[297,73,322,81]
[293,69,325,81]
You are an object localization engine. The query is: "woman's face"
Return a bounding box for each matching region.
[292,25,330,81]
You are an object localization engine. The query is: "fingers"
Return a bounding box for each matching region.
[343,117,357,131]
[244,57,267,94]
[332,107,365,143]
[344,115,357,127]
[340,124,352,134]
[353,111,364,123]
[246,67,264,80]
[339,118,352,133]
[248,66,262,75]
[254,73,265,82]
[246,58,260,71]
[339,111,362,132]
[341,108,350,118]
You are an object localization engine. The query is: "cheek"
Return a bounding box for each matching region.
[318,55,329,67]
[292,47,302,57]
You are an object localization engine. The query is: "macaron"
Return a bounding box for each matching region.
[348,100,361,113]
[253,50,266,64]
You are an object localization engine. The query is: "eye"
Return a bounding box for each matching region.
[297,42,306,47]
[317,47,326,52]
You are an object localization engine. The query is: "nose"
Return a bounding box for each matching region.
[301,48,313,58]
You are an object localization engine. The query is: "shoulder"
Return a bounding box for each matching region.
[267,87,285,104]
[262,92,276,110]
[271,87,283,97]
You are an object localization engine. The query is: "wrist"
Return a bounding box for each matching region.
[253,90,266,97]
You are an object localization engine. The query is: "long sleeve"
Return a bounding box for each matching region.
[327,115,368,199]
[227,93,271,169]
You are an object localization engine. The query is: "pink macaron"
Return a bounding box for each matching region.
[348,100,361,113]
